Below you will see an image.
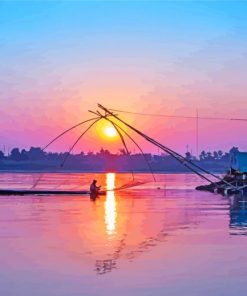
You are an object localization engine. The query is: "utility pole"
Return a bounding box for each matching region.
[186,144,189,153]
[196,108,199,158]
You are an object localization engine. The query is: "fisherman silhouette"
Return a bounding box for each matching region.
[90,180,101,200]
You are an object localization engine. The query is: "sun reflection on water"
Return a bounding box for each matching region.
[105,173,117,235]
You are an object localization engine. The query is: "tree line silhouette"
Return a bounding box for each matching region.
[0,147,234,161]
[0,146,238,172]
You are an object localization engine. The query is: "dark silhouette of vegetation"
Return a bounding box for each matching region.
[0,146,241,172]
[199,149,229,161]
[0,150,4,160]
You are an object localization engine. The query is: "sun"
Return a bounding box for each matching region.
[104,126,117,138]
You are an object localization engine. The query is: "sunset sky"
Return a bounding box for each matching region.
[1,1,247,155]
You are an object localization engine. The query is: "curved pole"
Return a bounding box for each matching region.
[99,115,156,182]
[42,117,99,151]
[90,110,136,181]
[60,118,101,167]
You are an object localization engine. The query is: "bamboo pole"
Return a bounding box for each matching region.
[42,117,100,151]
[60,118,101,167]
[97,114,157,182]
[98,104,237,189]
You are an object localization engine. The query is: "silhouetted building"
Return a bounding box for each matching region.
[230,149,247,173]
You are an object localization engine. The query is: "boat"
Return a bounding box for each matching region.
[0,189,106,196]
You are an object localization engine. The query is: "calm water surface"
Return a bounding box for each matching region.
[0,173,247,296]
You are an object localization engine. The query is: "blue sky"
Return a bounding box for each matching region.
[1,1,247,153]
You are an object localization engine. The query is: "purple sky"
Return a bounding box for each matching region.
[1,1,247,155]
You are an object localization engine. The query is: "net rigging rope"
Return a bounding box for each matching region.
[98,104,238,190]
[36,114,151,191]
[109,108,247,122]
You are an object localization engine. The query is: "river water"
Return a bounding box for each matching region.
[0,172,247,296]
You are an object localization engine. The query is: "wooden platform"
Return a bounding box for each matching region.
[196,177,247,196]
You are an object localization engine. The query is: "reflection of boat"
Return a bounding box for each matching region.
[0,189,106,196]
[229,195,247,234]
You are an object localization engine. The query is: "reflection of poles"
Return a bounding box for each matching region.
[96,189,133,275]
[95,193,195,275]
[30,173,44,189]
[97,173,117,275]
[95,259,117,275]
[96,173,134,275]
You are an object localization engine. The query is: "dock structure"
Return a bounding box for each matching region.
[197,149,247,196]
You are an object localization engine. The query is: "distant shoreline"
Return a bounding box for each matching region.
[0,169,224,174]
[0,146,233,175]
